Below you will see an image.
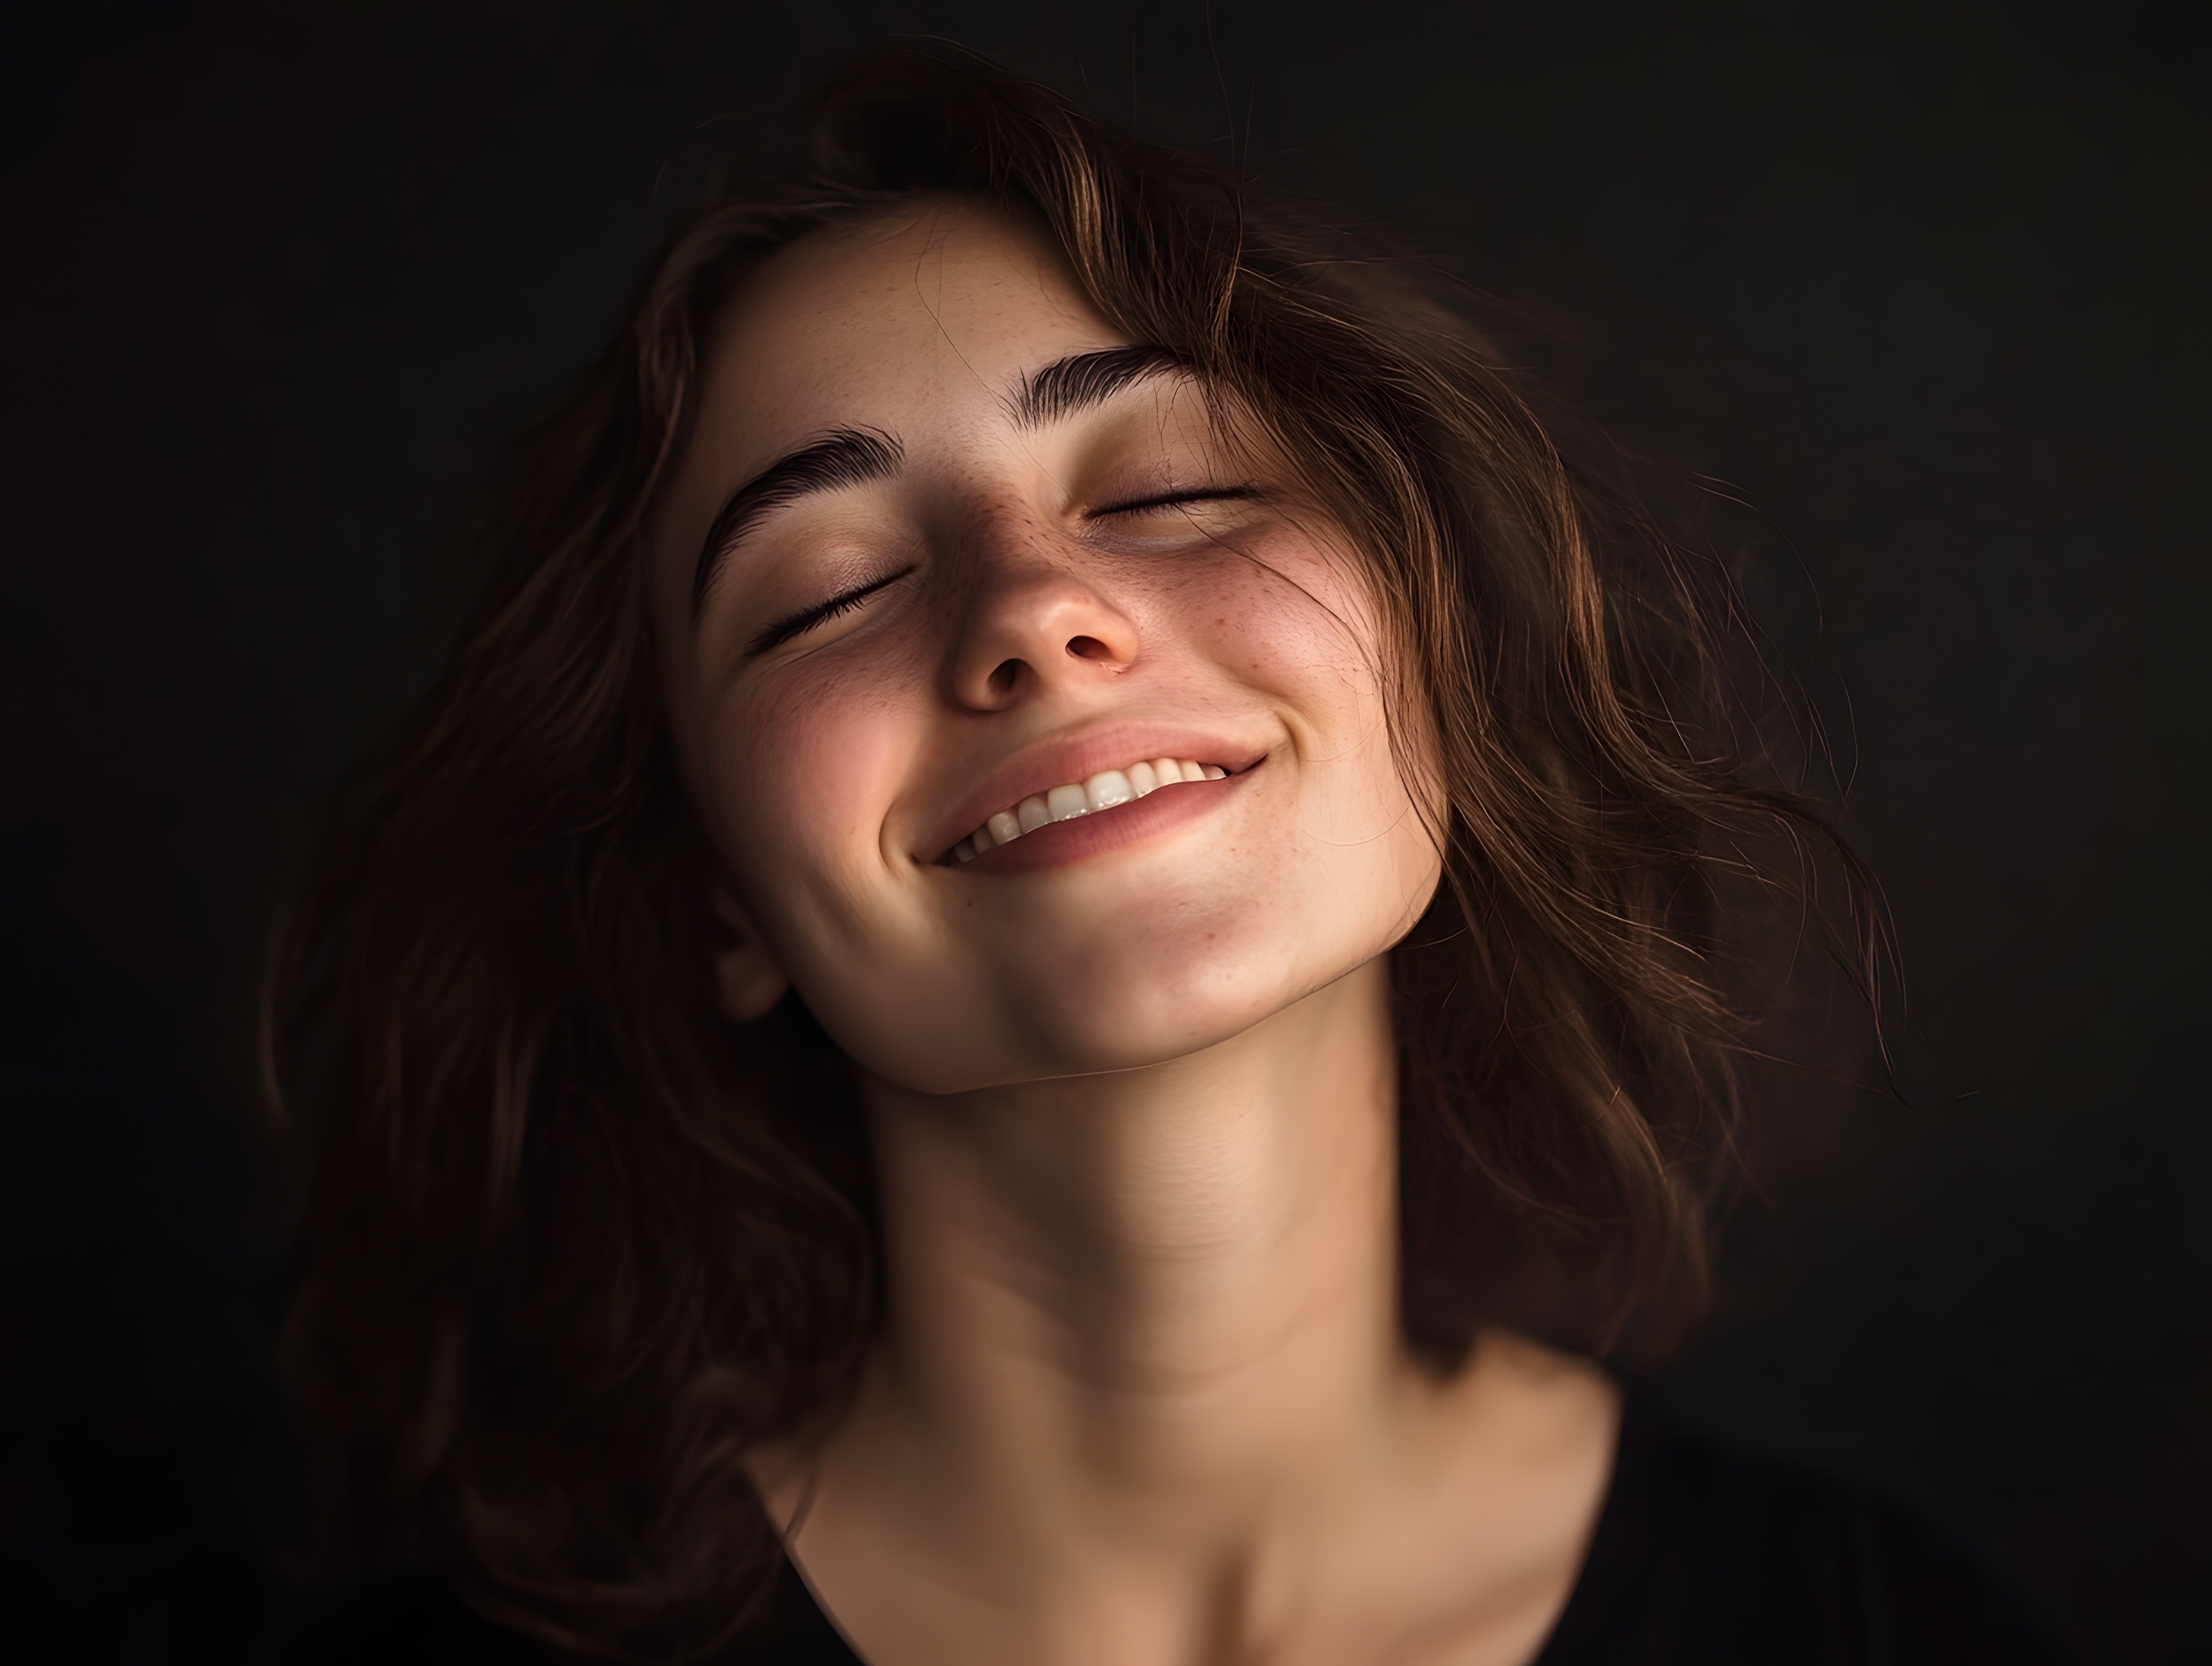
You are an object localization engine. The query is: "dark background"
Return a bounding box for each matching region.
[3,1,2205,1660]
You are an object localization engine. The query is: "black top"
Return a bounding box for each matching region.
[298,1394,2061,1664]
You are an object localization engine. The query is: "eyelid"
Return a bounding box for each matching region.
[738,487,1252,656]
[746,564,916,658]
[1086,485,1258,519]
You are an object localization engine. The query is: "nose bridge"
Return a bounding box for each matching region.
[962,489,1064,585]
[942,492,1137,707]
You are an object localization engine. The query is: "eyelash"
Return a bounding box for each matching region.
[748,488,1256,656]
[1088,485,1256,519]
[749,564,916,657]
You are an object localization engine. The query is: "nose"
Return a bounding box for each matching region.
[947,524,1141,710]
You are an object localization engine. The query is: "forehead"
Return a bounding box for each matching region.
[693,201,1127,471]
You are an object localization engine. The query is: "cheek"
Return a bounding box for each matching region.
[1178,534,1402,776]
[1209,538,1438,920]
[1175,528,1380,685]
[700,650,922,931]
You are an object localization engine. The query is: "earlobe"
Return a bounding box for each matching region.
[710,882,790,1023]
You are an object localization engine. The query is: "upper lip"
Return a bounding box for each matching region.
[918,723,1266,862]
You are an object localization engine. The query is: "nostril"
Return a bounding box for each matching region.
[1065,634,1110,661]
[988,658,1020,695]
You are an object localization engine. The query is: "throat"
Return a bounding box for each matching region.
[759,955,1621,1666]
[854,956,1406,1512]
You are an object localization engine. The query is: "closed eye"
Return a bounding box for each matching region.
[747,564,916,657]
[1087,485,1258,519]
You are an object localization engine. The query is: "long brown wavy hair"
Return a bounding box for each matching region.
[269,46,1883,1658]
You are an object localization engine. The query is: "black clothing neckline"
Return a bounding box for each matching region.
[722,1389,2056,1665]
[298,1390,2058,1663]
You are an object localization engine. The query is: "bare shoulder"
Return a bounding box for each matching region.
[1374,1330,1623,1665]
[1459,1328,1622,1439]
[1422,1328,1620,1489]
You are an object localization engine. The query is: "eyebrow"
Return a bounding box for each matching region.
[689,347,1187,623]
[1008,344,1188,430]
[690,426,903,616]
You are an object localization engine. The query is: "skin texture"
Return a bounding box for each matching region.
[652,202,1621,1666]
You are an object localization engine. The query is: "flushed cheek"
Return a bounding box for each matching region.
[701,662,921,948]
[1175,526,1376,683]
[1181,539,1408,824]
[1199,556,1436,934]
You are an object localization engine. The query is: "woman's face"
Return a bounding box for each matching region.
[654,202,1441,1094]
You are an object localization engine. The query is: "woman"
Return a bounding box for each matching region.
[276,50,2051,1665]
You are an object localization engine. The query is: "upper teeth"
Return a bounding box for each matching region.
[952,758,1228,862]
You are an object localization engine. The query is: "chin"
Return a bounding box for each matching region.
[986,923,1357,1080]
[804,872,1427,1094]
[813,938,1297,1095]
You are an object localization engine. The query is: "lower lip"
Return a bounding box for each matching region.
[951,769,1246,873]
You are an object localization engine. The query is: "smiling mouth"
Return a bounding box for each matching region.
[942,756,1232,865]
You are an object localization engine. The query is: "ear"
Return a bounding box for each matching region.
[709,880,790,1023]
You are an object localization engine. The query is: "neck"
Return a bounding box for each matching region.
[849,955,1408,1546]
[769,954,1624,1666]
